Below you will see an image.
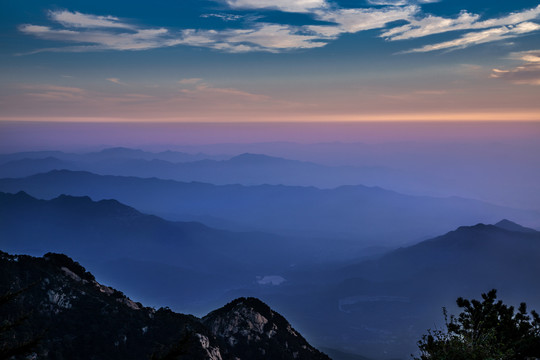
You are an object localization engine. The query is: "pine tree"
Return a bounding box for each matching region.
[414,289,540,360]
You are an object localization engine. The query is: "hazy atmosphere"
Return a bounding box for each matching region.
[2,0,540,359]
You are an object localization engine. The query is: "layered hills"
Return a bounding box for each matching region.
[2,190,539,359]
[0,191,315,313]
[1,170,539,246]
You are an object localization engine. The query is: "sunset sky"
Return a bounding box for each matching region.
[1,0,540,122]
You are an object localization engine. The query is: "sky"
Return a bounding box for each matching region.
[1,0,540,122]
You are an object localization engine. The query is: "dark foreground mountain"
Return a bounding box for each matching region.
[0,251,330,360]
[1,170,539,246]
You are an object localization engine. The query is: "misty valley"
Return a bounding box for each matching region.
[1,143,540,360]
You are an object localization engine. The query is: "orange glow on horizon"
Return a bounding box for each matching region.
[1,111,540,123]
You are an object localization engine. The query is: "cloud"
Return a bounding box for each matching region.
[106,78,126,85]
[367,0,408,5]
[178,78,203,85]
[223,0,327,13]
[312,6,418,34]
[19,18,177,52]
[180,83,270,101]
[19,84,88,101]
[382,4,540,40]
[48,10,133,29]
[404,22,540,53]
[18,3,540,55]
[178,23,328,52]
[200,13,243,21]
[177,78,271,100]
[491,50,540,85]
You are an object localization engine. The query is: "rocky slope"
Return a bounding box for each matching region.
[0,251,330,360]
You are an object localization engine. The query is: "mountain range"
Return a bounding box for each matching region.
[0,191,325,313]
[1,170,539,246]
[246,220,540,359]
[2,142,539,211]
[0,149,395,189]
[0,147,228,164]
[2,190,540,359]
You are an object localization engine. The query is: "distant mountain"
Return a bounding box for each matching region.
[0,191,326,313]
[157,140,540,211]
[0,150,397,188]
[1,170,539,245]
[258,222,540,359]
[0,251,330,360]
[0,156,79,177]
[0,147,229,163]
[494,219,538,233]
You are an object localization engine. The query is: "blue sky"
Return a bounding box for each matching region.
[1,0,539,121]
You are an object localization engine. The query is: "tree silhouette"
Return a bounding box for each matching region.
[414,289,540,360]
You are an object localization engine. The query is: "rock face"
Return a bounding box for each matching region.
[203,297,330,360]
[0,251,330,360]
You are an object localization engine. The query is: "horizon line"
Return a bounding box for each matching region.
[2,112,540,124]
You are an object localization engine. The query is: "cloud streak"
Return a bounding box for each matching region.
[312,6,418,35]
[18,3,540,54]
[49,10,134,29]
[223,0,327,13]
[177,24,328,52]
[404,22,540,53]
[19,12,177,52]
[382,4,540,40]
[106,78,127,85]
[491,50,540,85]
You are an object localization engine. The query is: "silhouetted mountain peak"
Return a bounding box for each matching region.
[229,153,283,163]
[47,193,141,217]
[11,190,34,199]
[495,219,538,233]
[54,193,92,202]
[97,147,145,155]
[203,297,330,359]
[454,222,493,232]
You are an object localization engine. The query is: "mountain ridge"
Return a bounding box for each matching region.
[252,221,540,359]
[0,250,330,360]
[2,170,539,245]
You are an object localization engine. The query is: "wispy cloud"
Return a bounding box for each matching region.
[200,13,244,21]
[10,80,285,119]
[178,78,203,85]
[223,0,327,13]
[18,3,540,54]
[19,10,178,52]
[491,50,540,85]
[18,26,176,52]
[48,10,133,29]
[106,78,126,85]
[179,82,270,101]
[405,22,540,53]
[178,24,328,52]
[367,0,408,6]
[382,4,540,41]
[311,6,418,34]
[20,84,88,101]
